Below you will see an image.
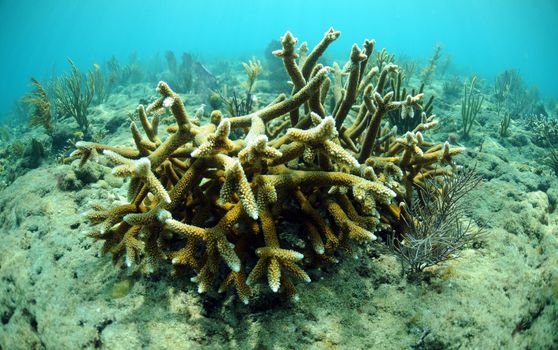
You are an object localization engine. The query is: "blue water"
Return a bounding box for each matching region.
[1,0,557,118]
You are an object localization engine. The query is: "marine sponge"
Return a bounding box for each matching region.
[71,28,464,302]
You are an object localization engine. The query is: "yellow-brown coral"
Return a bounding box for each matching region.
[74,28,464,303]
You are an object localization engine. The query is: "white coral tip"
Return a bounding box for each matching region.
[190,148,202,158]
[135,157,151,175]
[230,260,241,273]
[125,254,132,268]
[248,210,259,220]
[162,96,174,108]
[157,209,172,223]
[158,191,171,204]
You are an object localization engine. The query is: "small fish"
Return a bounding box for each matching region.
[72,131,84,142]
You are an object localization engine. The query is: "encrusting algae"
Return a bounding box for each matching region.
[66,28,464,304]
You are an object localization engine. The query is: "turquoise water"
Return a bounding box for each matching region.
[0,0,557,117]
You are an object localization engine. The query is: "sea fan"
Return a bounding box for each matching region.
[391,166,483,277]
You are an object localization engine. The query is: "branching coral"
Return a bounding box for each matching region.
[70,29,465,302]
[386,69,436,133]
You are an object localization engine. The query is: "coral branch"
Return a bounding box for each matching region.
[75,28,466,302]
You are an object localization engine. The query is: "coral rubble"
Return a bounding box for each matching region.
[69,28,464,302]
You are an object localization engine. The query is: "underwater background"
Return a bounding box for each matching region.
[1,0,558,117]
[1,0,558,349]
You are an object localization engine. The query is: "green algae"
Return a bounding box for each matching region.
[110,277,135,299]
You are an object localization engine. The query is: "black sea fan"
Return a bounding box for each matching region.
[391,166,483,277]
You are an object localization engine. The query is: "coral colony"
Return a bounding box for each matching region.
[68,28,464,303]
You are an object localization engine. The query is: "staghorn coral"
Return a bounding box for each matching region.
[70,29,464,303]
[386,69,436,133]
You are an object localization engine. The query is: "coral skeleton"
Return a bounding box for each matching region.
[70,29,464,302]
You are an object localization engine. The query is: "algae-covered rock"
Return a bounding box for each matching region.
[110,278,135,299]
